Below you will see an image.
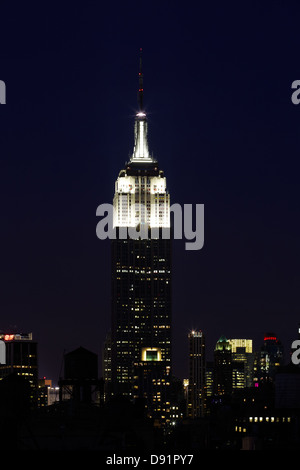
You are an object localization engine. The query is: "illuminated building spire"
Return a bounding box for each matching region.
[130,48,154,163]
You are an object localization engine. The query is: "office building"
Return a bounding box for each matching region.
[187,330,205,418]
[254,334,284,384]
[213,335,232,396]
[38,378,52,407]
[133,348,172,427]
[0,332,38,406]
[229,339,254,388]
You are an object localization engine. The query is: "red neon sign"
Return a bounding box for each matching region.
[4,334,14,341]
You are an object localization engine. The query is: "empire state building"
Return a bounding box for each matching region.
[110,53,172,420]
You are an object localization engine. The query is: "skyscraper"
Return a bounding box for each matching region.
[0,332,38,405]
[254,333,284,384]
[187,330,205,418]
[229,339,254,388]
[110,52,172,417]
[213,335,232,396]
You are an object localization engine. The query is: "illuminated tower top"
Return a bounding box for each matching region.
[113,50,170,231]
[130,48,155,164]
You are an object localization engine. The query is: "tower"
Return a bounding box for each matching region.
[229,338,254,388]
[110,52,172,420]
[254,333,284,384]
[187,330,206,418]
[213,335,232,396]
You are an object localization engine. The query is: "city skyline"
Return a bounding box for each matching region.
[1,1,300,388]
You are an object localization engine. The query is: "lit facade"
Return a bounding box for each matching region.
[110,54,172,424]
[38,378,51,407]
[229,339,254,388]
[113,164,170,231]
[229,339,252,354]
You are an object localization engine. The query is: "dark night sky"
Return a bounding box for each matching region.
[1,1,300,383]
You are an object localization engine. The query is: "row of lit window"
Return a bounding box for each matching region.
[13,365,36,369]
[116,269,168,273]
[248,416,291,423]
